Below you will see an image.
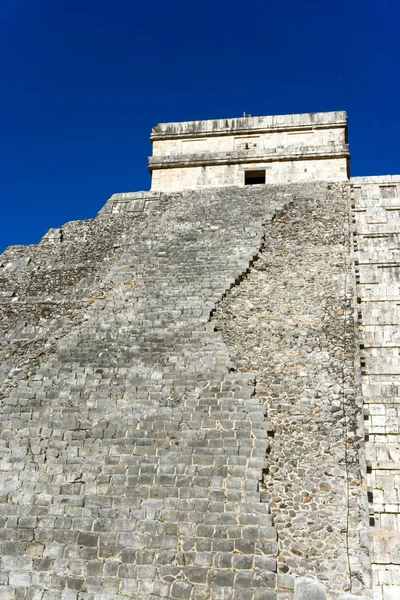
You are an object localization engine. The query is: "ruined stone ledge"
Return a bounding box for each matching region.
[97,190,162,217]
[151,111,347,140]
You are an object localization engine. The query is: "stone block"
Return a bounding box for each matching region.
[171,580,193,599]
[0,587,16,600]
[383,587,400,600]
[294,577,326,600]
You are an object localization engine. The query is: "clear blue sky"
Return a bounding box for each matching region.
[1,0,399,252]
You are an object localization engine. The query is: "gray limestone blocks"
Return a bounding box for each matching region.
[0,182,371,598]
[353,177,400,600]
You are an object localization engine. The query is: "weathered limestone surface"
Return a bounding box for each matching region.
[149,112,349,191]
[352,176,400,600]
[0,199,159,394]
[294,577,327,600]
[213,183,371,597]
[0,183,368,599]
[150,158,349,192]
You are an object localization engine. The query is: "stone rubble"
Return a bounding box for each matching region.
[213,183,371,598]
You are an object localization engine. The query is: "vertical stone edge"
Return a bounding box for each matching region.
[345,182,373,598]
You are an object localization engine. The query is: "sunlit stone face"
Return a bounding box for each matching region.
[149,111,349,191]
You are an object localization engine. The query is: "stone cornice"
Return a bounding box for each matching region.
[151,111,347,141]
[148,144,350,171]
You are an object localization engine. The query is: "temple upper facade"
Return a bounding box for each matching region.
[149,110,349,191]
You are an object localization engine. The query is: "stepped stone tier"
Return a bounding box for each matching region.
[0,111,398,600]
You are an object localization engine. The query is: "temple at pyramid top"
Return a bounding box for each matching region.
[148,110,349,191]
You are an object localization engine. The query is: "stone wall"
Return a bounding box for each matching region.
[149,112,349,191]
[352,175,400,600]
[150,158,349,192]
[0,187,171,397]
[151,128,346,157]
[213,182,371,597]
[0,183,369,599]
